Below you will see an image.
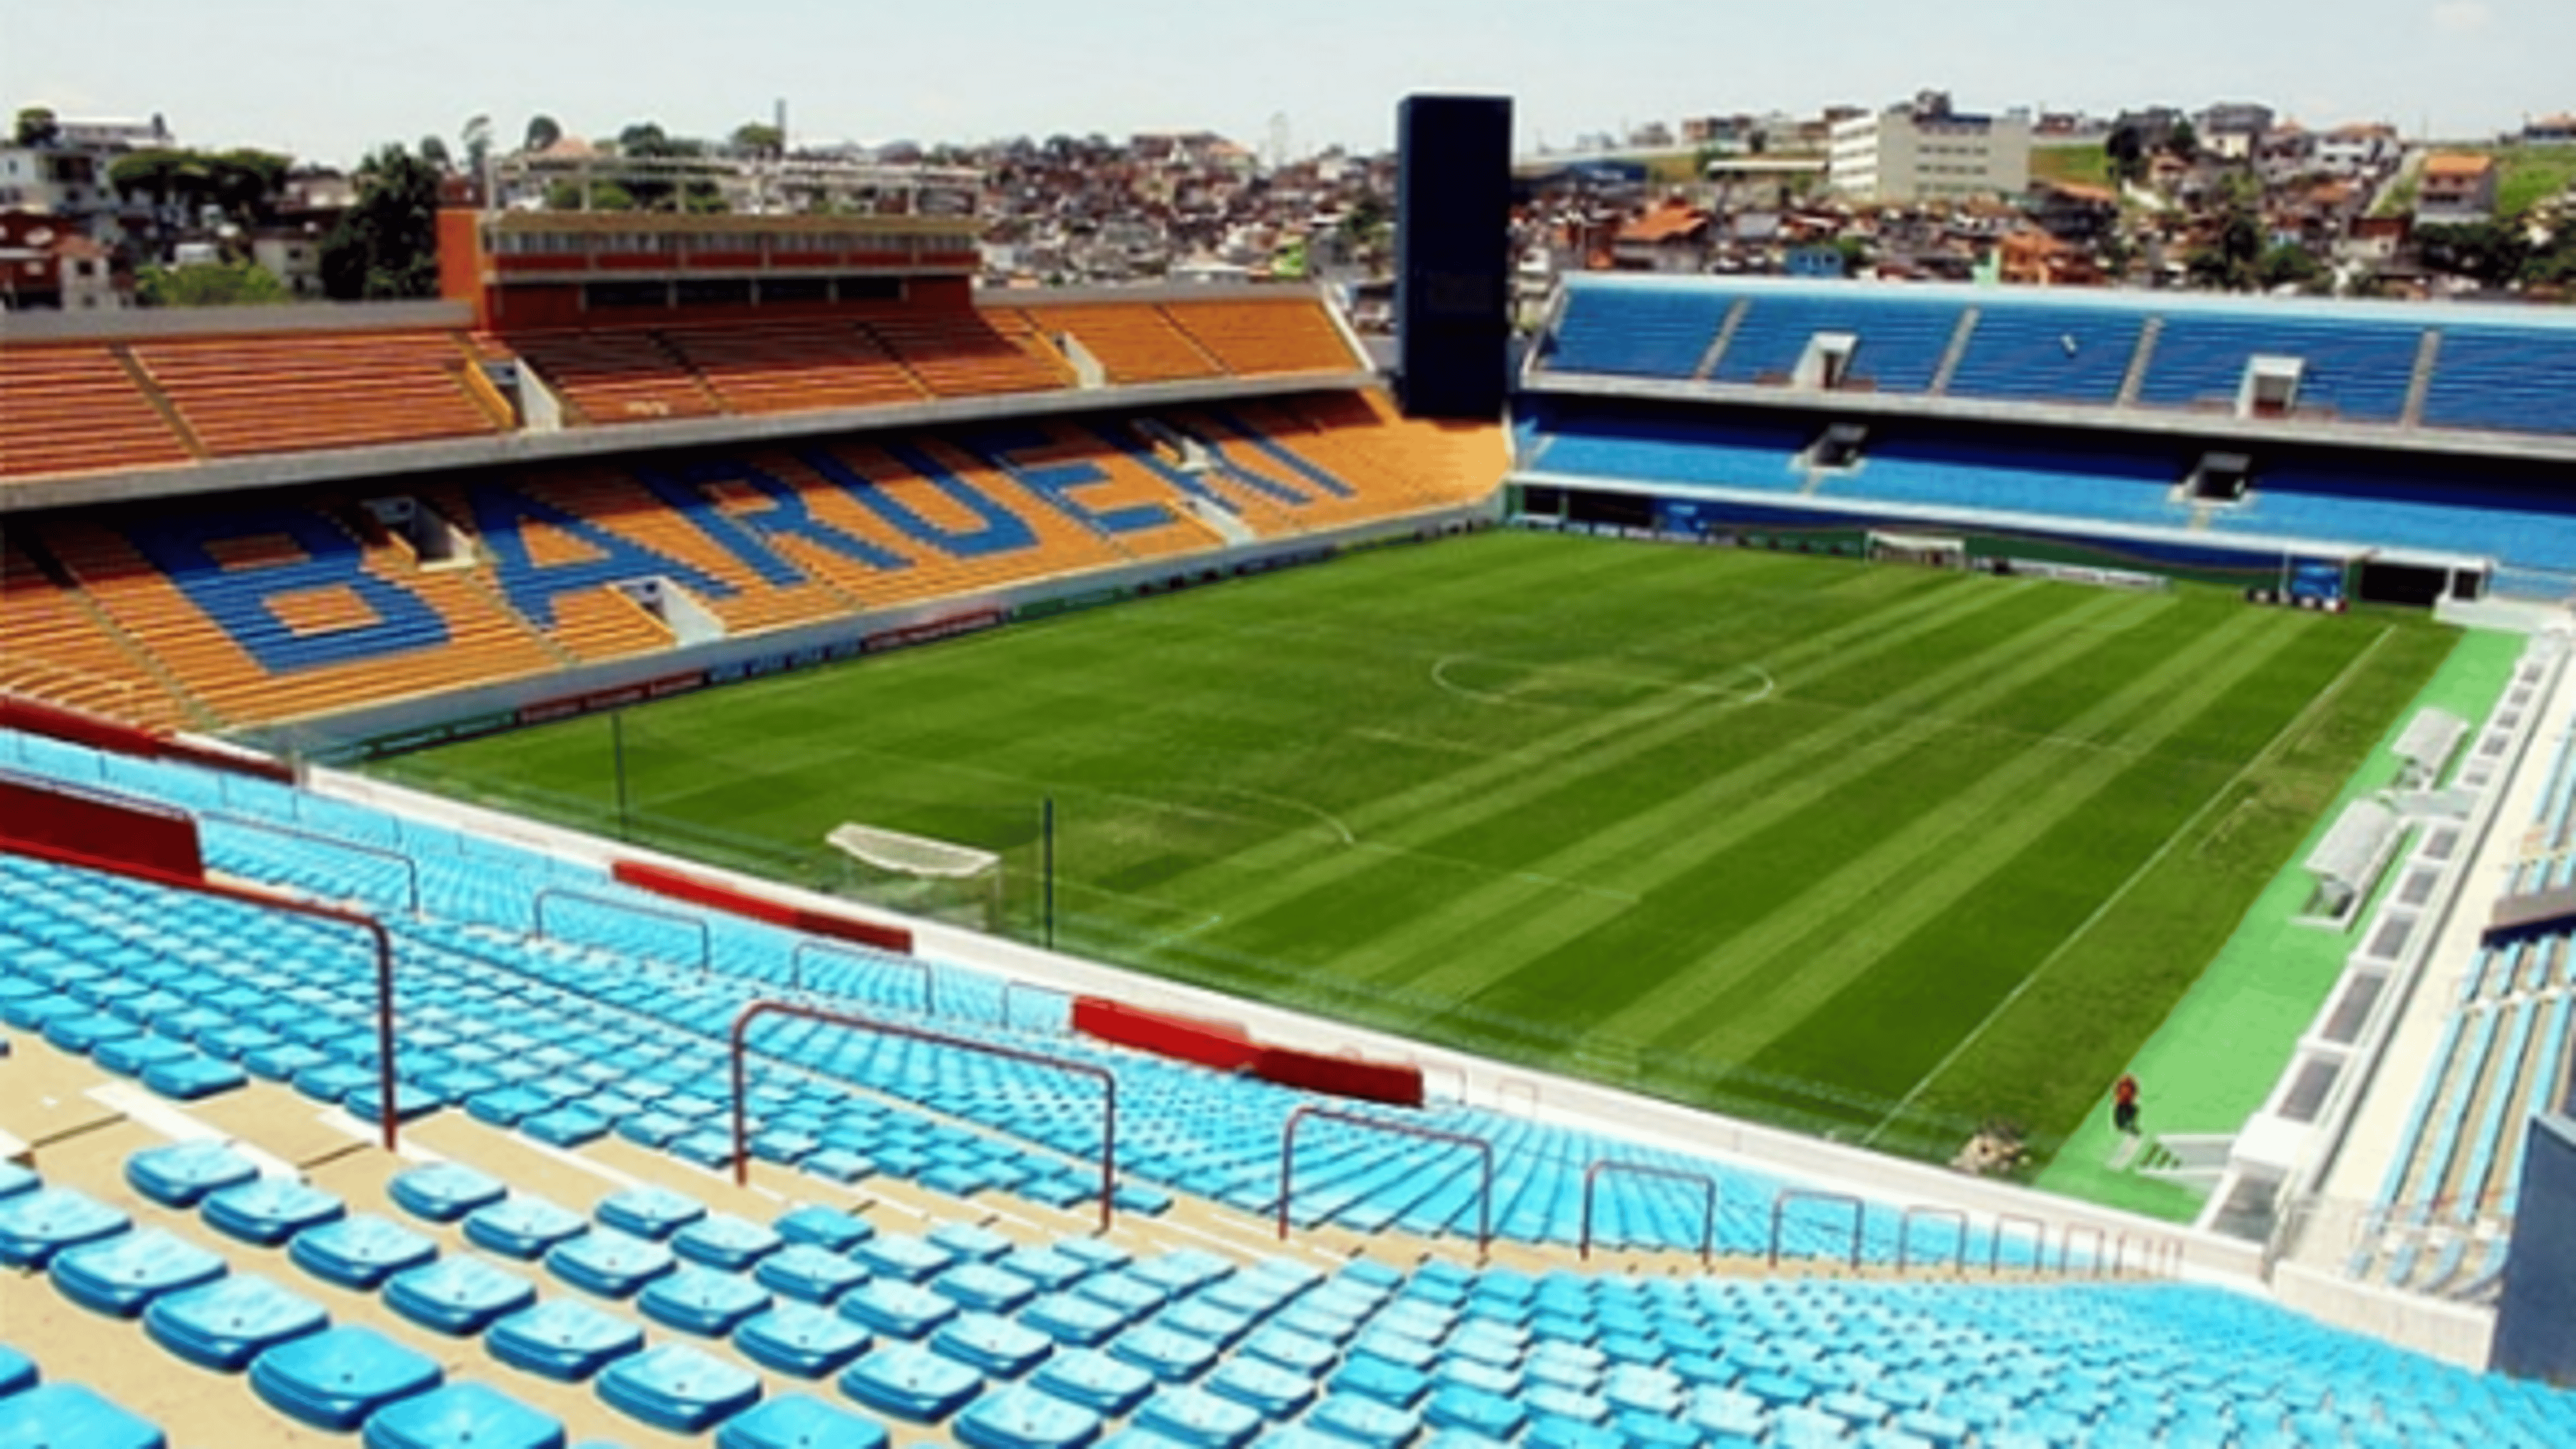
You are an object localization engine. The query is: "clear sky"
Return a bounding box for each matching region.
[3,0,2567,166]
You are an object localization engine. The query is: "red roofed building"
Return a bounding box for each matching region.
[2418,153,2500,222]
[1611,199,1713,273]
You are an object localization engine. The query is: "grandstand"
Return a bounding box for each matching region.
[1521,275,2576,606]
[10,190,2576,1443]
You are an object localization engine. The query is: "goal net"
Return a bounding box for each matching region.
[1869,529,1968,570]
[826,822,1006,932]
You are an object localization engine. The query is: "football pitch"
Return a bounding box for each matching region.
[370,530,2458,1166]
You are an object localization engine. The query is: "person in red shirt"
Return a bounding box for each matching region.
[2112,1073,2141,1135]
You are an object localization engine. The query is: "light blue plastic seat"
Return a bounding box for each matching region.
[290,1215,439,1290]
[360,1382,568,1449]
[144,1273,330,1371]
[250,1325,443,1432]
[0,1384,169,1449]
[488,1299,645,1382]
[203,1179,343,1248]
[733,1301,873,1379]
[388,1162,508,1224]
[123,1140,258,1209]
[639,1265,773,1336]
[596,1341,763,1434]
[546,1229,678,1299]
[714,1393,890,1449]
[0,1187,132,1267]
[386,1255,538,1337]
[839,1340,984,1424]
[953,1383,1104,1449]
[51,1227,227,1317]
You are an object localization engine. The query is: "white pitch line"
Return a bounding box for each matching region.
[1209,788,1356,847]
[1434,654,1776,710]
[1431,653,1517,706]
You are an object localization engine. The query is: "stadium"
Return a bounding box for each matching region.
[2,95,2575,1447]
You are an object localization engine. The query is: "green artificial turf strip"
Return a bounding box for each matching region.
[373,530,2451,1172]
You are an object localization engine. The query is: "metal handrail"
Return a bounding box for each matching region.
[1768,1189,1865,1271]
[1278,1106,1493,1260]
[1992,1212,2048,1276]
[1580,1160,1719,1267]
[203,810,421,916]
[535,886,712,972]
[1898,1205,1970,1275]
[1,837,401,1152]
[2063,1223,2108,1278]
[790,938,931,1010]
[998,978,1067,1032]
[728,999,1117,1231]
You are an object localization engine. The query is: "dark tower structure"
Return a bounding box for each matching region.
[1395,95,1513,420]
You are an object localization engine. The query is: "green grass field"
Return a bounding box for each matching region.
[370,531,2459,1170]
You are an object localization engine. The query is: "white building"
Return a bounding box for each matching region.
[1828,92,2032,203]
[2313,124,2400,179]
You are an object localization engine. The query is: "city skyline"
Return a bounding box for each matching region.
[3,0,2571,166]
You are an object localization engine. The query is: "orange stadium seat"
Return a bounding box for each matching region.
[128,331,505,458]
[659,320,928,415]
[865,311,1073,397]
[0,344,198,480]
[3,390,1493,729]
[1161,297,1360,376]
[489,463,863,638]
[1250,390,1505,511]
[0,537,193,729]
[1019,303,1225,385]
[506,330,727,425]
[38,507,572,727]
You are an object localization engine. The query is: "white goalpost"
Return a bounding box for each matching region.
[826,822,1006,932]
[1868,529,1969,570]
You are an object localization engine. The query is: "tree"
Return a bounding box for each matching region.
[137,260,292,307]
[107,148,286,227]
[419,136,453,172]
[2165,119,2199,163]
[319,145,442,301]
[731,121,783,156]
[2255,241,2327,292]
[2104,125,2149,189]
[2416,220,2532,286]
[523,114,563,152]
[14,106,59,147]
[2184,175,2266,290]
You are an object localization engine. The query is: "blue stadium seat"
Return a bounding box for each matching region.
[250,1325,443,1432]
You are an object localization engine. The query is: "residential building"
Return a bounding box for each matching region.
[1827,92,2032,203]
[2520,114,2576,146]
[2196,103,2275,161]
[1611,199,1711,272]
[2417,153,2500,222]
[2314,123,2400,178]
[0,212,127,310]
[2027,179,2119,244]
